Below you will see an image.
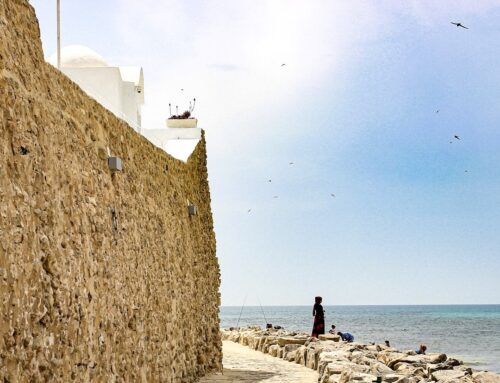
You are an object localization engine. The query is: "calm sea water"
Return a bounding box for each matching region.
[220,305,500,373]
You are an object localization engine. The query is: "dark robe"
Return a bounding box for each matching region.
[312,303,325,337]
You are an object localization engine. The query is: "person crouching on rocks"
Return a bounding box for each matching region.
[311,296,325,337]
[338,331,354,342]
[416,344,427,355]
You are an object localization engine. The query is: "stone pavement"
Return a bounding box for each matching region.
[200,341,319,382]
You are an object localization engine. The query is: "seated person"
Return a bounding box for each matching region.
[385,340,390,347]
[337,331,354,343]
[329,325,336,334]
[416,344,427,355]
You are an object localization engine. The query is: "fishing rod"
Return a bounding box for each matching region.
[258,298,269,327]
[236,294,247,328]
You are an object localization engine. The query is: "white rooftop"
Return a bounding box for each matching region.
[49,45,108,68]
[48,45,200,162]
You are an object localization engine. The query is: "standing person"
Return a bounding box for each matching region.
[312,296,325,337]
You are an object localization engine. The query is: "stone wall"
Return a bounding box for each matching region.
[0,1,222,381]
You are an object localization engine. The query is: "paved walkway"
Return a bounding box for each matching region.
[200,341,319,382]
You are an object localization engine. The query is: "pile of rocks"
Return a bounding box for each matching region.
[221,328,500,383]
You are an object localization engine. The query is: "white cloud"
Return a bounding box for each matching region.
[112,0,390,153]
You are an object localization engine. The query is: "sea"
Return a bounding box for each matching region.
[220,305,500,373]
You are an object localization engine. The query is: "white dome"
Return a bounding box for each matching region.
[48,45,108,68]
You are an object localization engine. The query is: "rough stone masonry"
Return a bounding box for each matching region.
[0,0,222,381]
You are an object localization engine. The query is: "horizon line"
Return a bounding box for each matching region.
[221,303,500,307]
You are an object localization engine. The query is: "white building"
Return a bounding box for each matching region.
[49,45,201,161]
[49,45,144,131]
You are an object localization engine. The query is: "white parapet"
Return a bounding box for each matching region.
[142,127,201,143]
[141,127,202,162]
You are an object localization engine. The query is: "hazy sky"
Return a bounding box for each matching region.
[31,1,500,306]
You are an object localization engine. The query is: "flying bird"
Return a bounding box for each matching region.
[180,88,184,91]
[451,22,468,29]
[435,110,440,114]
[454,135,460,140]
[273,196,279,199]
[330,193,336,198]
[289,162,294,165]
[268,179,272,183]
[281,63,286,67]
[247,209,252,213]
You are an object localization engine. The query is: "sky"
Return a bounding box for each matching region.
[30,0,500,306]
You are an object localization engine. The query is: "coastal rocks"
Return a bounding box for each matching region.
[326,361,371,375]
[319,334,341,342]
[283,343,301,360]
[393,362,427,378]
[378,351,410,368]
[472,372,500,383]
[221,328,500,383]
[370,361,395,375]
[278,336,308,347]
[338,370,378,383]
[268,344,281,357]
[427,358,463,375]
[431,368,468,382]
[383,373,415,383]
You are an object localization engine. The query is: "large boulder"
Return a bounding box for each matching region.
[410,353,447,364]
[378,352,408,368]
[282,343,301,360]
[338,371,378,383]
[305,347,321,370]
[369,361,394,375]
[321,350,352,362]
[393,377,421,383]
[325,361,371,375]
[431,369,467,382]
[268,344,281,357]
[261,336,278,353]
[319,334,341,342]
[295,346,308,366]
[393,362,427,378]
[382,373,412,383]
[427,358,462,375]
[472,372,500,383]
[286,349,299,362]
[277,336,308,347]
[350,352,379,366]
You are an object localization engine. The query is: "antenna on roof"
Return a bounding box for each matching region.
[57,0,61,69]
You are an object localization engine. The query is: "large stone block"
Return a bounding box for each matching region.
[278,336,308,347]
[319,334,340,342]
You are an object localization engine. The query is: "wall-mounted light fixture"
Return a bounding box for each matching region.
[188,203,197,217]
[108,156,123,172]
[110,207,118,233]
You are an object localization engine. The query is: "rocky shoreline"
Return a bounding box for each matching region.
[221,327,500,383]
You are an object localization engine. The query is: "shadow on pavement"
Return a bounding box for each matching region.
[200,368,277,382]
